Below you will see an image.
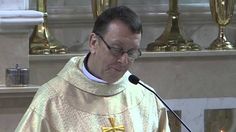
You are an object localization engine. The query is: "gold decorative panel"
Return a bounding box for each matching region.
[168,110,181,132]
[205,109,235,132]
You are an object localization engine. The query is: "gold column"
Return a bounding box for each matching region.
[146,0,201,52]
[208,0,235,50]
[29,0,67,54]
[91,0,117,18]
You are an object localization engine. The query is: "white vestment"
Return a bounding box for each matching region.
[15,56,170,132]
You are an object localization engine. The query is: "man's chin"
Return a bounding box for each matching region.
[106,74,124,84]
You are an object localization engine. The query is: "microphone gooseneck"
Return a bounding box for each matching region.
[128,75,192,132]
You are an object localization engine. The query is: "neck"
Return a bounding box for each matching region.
[86,53,103,81]
[87,53,122,84]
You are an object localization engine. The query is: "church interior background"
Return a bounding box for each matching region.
[0,0,236,131]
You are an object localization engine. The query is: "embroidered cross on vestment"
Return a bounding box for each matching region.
[101,117,125,132]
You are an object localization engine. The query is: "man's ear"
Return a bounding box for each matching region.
[88,33,98,54]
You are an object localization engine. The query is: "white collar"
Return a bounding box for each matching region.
[82,56,107,84]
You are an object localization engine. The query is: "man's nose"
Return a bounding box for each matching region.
[118,53,129,64]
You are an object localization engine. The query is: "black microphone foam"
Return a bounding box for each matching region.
[128,75,140,85]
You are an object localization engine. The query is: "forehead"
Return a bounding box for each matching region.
[105,20,133,35]
[104,20,141,48]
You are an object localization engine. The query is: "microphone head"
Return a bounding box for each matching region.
[128,75,140,85]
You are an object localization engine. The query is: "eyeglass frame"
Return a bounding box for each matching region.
[94,32,142,61]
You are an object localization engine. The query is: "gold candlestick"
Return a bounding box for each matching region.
[91,0,117,18]
[208,0,235,50]
[146,0,201,52]
[29,0,67,54]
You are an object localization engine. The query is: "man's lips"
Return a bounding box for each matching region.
[113,67,122,72]
[111,66,126,72]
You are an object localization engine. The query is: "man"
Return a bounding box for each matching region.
[16,6,170,132]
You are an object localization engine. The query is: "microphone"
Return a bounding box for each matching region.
[128,75,192,132]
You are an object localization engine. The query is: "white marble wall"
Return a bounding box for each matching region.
[131,54,236,99]
[0,97,32,132]
[0,0,29,10]
[0,33,29,84]
[0,12,43,85]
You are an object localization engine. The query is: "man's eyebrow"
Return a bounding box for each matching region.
[110,40,139,50]
[109,41,123,48]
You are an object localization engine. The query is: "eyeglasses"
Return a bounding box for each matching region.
[95,33,142,61]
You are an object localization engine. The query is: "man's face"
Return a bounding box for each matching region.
[89,20,141,83]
